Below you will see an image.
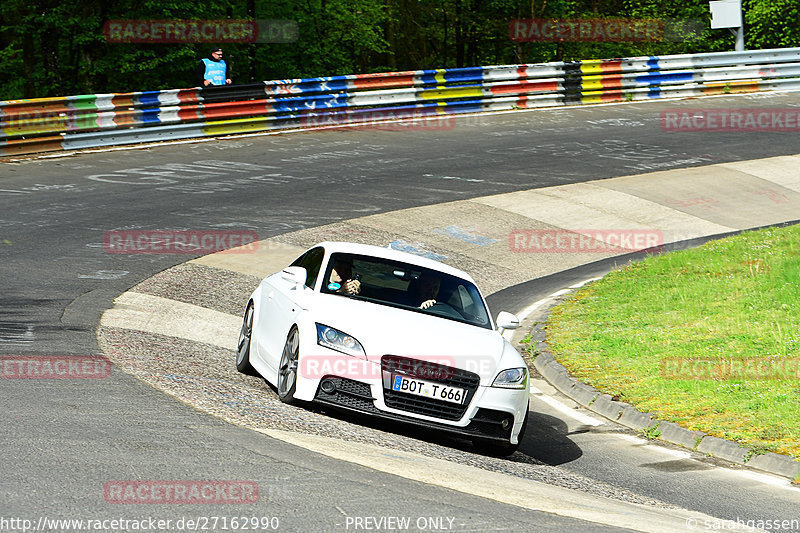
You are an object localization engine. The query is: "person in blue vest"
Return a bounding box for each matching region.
[196,48,232,86]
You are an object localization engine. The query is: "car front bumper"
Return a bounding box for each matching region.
[312,375,527,443]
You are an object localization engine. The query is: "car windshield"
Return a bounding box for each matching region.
[320,252,492,329]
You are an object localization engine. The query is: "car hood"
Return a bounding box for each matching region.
[312,294,505,378]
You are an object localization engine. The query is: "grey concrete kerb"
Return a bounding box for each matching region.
[526,287,800,483]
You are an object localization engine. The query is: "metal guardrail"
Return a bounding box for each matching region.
[2,47,800,156]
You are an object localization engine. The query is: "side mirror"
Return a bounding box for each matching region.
[496,311,520,334]
[281,266,307,289]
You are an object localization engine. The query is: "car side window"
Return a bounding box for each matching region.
[290,247,324,289]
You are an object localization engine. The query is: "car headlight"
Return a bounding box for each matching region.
[492,367,528,389]
[316,324,365,357]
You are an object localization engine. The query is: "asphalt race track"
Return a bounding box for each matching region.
[2,92,800,531]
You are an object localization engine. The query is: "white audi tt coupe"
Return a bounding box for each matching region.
[236,241,529,455]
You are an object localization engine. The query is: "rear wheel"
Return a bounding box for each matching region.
[236,302,257,375]
[277,326,300,404]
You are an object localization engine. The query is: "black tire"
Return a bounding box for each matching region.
[236,302,257,375]
[473,403,529,457]
[277,326,300,404]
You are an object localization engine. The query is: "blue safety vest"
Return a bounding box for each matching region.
[202,58,227,85]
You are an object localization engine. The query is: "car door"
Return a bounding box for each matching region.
[256,247,324,373]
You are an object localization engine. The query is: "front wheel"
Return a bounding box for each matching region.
[236,302,257,375]
[277,326,300,404]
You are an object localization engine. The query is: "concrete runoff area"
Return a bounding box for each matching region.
[99,152,800,531]
[188,152,799,291]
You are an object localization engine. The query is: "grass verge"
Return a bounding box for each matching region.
[546,224,800,457]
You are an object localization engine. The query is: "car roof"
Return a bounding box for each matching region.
[315,241,476,283]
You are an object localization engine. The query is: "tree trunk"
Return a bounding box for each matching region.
[247,0,255,82]
[455,0,464,67]
[22,31,35,98]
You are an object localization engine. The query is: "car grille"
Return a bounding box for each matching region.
[381,355,481,421]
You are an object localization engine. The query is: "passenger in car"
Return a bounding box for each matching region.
[406,273,440,309]
[328,259,361,295]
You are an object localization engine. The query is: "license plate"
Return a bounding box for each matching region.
[391,375,466,404]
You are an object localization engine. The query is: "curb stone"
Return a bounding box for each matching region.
[587,394,625,421]
[657,421,706,450]
[618,407,658,432]
[746,453,800,480]
[532,350,555,369]
[569,383,599,407]
[547,366,577,393]
[528,287,800,482]
[696,436,750,465]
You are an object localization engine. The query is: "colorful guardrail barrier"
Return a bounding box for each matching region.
[2,47,800,156]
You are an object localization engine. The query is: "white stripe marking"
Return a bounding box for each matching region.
[617,434,693,459]
[617,434,800,490]
[531,391,604,427]
[570,277,602,289]
[515,297,552,323]
[510,277,609,421]
[730,469,800,491]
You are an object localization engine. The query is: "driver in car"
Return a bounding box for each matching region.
[408,273,440,309]
[328,259,361,295]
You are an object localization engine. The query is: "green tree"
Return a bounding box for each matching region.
[745,0,800,50]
